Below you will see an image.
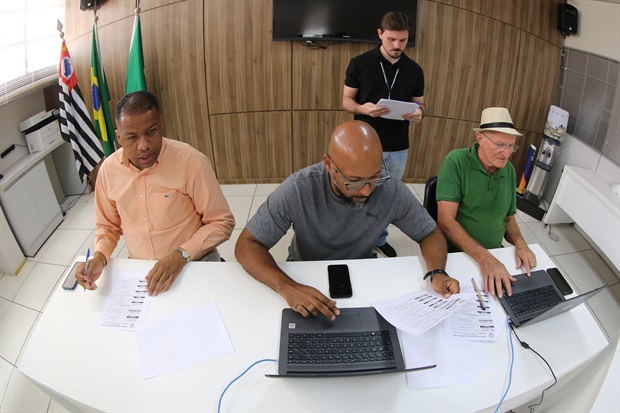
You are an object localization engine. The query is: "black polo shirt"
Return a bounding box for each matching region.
[344,46,424,152]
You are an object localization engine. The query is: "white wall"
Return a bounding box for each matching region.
[544,134,620,203]
[566,0,620,60]
[544,0,620,202]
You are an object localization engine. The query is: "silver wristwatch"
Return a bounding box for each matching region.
[177,248,191,263]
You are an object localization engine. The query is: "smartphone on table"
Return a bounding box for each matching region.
[547,267,573,295]
[62,262,81,290]
[328,264,353,298]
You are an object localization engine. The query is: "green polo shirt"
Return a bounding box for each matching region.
[436,142,517,251]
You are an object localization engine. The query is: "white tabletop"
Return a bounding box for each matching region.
[18,245,608,412]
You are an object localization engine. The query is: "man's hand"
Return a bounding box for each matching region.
[480,255,516,298]
[404,107,423,123]
[75,253,106,290]
[145,251,187,296]
[515,244,537,276]
[431,273,460,298]
[280,282,340,321]
[360,102,390,118]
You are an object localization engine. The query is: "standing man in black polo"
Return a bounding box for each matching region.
[342,11,425,258]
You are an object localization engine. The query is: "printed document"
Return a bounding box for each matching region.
[444,277,504,342]
[136,301,234,379]
[403,322,488,389]
[377,98,419,120]
[372,291,474,336]
[98,271,152,331]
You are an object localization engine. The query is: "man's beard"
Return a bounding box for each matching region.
[388,49,402,59]
[333,179,371,210]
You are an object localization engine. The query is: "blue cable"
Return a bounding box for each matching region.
[217,358,277,413]
[494,317,514,413]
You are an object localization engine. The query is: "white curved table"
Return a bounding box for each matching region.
[18,245,608,412]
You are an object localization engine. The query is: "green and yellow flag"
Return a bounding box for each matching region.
[125,13,147,93]
[90,23,116,156]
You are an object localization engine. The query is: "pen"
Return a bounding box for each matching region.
[84,248,90,291]
[471,278,486,310]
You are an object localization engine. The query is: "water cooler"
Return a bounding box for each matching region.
[523,105,569,205]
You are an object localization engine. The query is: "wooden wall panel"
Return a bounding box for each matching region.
[511,34,561,134]
[521,0,564,46]
[292,111,353,171]
[415,1,520,121]
[205,0,291,114]
[292,42,370,110]
[432,0,522,27]
[64,0,185,43]
[61,0,563,184]
[407,116,478,181]
[210,112,292,183]
[141,2,213,160]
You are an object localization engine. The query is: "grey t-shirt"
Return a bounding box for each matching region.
[246,162,436,261]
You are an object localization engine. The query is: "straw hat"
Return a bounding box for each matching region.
[473,107,523,137]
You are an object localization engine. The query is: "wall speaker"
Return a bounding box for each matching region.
[80,0,103,11]
[558,3,578,36]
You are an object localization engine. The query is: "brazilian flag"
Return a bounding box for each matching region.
[91,23,115,156]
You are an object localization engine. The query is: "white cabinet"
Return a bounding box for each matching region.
[0,161,63,256]
[0,205,26,275]
[544,166,620,271]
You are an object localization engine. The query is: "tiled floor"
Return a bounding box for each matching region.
[0,183,619,412]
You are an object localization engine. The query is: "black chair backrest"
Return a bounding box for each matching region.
[423,176,438,222]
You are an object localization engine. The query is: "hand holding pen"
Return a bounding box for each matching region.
[75,249,107,291]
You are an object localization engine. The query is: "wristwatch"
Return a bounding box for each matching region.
[177,248,191,263]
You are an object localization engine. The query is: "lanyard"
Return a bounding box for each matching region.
[380,61,399,100]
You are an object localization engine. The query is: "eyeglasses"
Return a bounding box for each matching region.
[480,133,519,153]
[326,153,390,191]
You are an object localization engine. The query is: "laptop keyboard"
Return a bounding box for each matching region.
[287,331,395,365]
[505,285,563,317]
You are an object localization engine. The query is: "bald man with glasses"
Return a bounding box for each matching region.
[236,120,458,321]
[437,107,537,299]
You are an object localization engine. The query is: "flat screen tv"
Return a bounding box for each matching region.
[272,0,417,46]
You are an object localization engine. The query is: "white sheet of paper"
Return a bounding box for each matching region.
[136,301,234,379]
[372,291,475,336]
[443,278,504,342]
[402,322,488,389]
[98,271,152,332]
[377,98,420,120]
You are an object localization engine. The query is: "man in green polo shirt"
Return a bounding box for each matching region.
[436,107,537,298]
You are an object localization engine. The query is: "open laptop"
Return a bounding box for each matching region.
[499,269,606,327]
[269,307,435,377]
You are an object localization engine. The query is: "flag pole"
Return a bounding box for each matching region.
[56,19,64,39]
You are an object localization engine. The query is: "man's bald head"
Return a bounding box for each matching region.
[327,121,383,174]
[323,121,385,207]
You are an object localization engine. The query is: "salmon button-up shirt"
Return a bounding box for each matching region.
[94,137,235,262]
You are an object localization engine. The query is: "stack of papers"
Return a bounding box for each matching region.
[376,98,420,120]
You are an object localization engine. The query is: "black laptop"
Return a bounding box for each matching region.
[270,307,435,377]
[499,269,606,327]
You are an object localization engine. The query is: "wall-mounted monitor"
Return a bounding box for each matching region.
[272,0,418,46]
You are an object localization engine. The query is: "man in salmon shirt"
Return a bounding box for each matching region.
[75,91,235,296]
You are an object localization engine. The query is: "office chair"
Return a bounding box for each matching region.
[423,176,438,222]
